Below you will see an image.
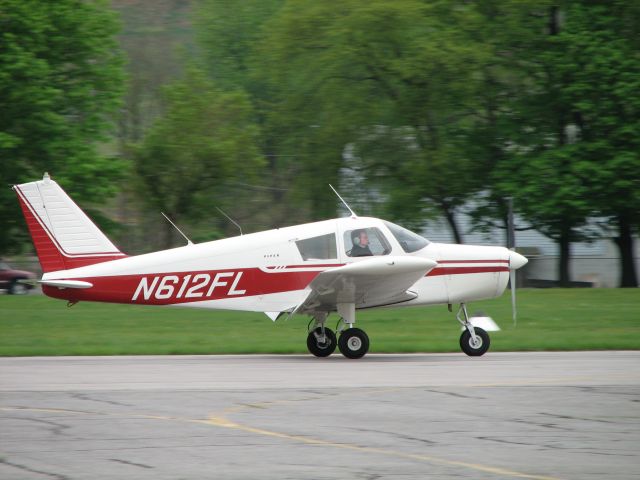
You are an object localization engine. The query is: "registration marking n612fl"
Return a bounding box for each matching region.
[132,271,246,302]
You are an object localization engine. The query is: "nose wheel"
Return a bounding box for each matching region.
[456,303,491,357]
[459,327,490,356]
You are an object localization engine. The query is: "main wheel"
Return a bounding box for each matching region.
[338,328,370,359]
[307,327,337,357]
[459,327,490,356]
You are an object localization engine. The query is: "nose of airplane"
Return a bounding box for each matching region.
[509,251,528,270]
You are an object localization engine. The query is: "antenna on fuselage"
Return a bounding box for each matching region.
[329,184,357,219]
[215,207,243,236]
[161,212,193,245]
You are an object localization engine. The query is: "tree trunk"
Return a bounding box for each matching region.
[442,205,464,244]
[558,227,571,287]
[614,214,638,287]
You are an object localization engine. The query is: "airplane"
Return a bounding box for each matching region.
[13,173,527,359]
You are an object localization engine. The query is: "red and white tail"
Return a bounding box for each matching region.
[13,173,126,273]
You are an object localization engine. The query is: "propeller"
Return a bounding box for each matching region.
[508,251,528,326]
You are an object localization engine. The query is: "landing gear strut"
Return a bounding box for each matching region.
[456,303,490,357]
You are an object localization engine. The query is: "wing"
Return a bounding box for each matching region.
[293,256,437,315]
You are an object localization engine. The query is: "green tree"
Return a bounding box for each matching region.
[492,2,640,286]
[556,2,640,287]
[194,0,305,229]
[133,67,265,247]
[256,0,490,236]
[0,0,125,254]
[194,0,283,91]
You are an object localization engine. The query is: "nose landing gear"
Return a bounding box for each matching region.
[456,303,490,356]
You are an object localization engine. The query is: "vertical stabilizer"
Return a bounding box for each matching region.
[13,174,126,273]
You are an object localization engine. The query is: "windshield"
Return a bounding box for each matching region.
[383,221,429,253]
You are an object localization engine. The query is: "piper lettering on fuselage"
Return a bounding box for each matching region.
[132,271,246,302]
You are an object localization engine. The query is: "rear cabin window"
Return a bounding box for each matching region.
[344,227,391,257]
[296,233,337,260]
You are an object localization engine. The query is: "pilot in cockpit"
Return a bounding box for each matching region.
[350,229,373,257]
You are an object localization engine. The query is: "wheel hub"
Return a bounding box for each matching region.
[347,336,362,351]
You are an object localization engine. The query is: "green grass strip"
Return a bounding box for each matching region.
[0,289,638,356]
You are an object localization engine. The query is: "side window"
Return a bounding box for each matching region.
[344,227,391,257]
[295,233,337,260]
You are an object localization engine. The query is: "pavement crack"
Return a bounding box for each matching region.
[423,388,484,400]
[346,427,437,446]
[539,412,616,424]
[513,418,572,431]
[9,416,71,436]
[0,459,69,480]
[71,393,133,407]
[109,458,154,469]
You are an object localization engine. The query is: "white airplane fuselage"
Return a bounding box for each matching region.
[40,216,517,314]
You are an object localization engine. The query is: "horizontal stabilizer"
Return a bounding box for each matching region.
[39,279,93,289]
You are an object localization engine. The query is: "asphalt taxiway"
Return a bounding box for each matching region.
[1,351,638,479]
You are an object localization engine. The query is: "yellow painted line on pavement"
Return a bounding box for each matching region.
[206,415,563,480]
[1,405,563,480]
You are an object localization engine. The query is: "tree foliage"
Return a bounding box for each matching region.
[0,0,125,254]
[132,67,265,247]
[490,1,640,285]
[255,0,491,233]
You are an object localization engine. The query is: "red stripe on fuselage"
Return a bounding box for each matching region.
[43,262,510,305]
[427,266,509,276]
[437,259,509,264]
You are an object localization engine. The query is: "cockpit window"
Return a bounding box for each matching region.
[383,221,429,253]
[344,227,391,257]
[296,233,337,260]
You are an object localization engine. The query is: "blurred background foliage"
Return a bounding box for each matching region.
[0,0,638,286]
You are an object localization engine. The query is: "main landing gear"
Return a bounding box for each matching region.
[306,313,337,357]
[306,304,370,359]
[456,303,490,356]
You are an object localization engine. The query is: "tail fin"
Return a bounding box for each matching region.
[13,173,126,273]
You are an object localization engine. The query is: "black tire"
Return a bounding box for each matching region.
[307,327,337,357]
[459,327,490,357]
[338,328,370,359]
[8,280,28,295]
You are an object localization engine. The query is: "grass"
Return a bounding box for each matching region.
[0,289,638,356]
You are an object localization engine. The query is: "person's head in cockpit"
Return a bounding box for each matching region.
[351,230,372,256]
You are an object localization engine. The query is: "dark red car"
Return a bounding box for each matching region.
[0,261,36,294]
